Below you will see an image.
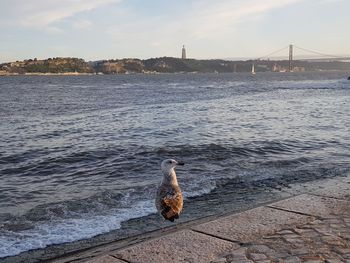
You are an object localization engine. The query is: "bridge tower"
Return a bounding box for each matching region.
[288,44,293,72]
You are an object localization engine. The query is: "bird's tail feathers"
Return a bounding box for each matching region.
[161,207,179,222]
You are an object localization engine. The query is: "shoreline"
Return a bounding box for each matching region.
[1,174,349,263]
[0,69,349,77]
[0,72,95,76]
[58,174,350,263]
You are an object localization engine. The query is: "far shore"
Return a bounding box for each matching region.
[0,72,95,76]
[1,69,350,77]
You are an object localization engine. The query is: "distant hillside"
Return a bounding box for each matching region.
[90,57,262,74]
[90,59,144,74]
[86,57,350,74]
[0,57,93,75]
[1,56,350,75]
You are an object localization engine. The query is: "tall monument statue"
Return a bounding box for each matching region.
[181,45,186,59]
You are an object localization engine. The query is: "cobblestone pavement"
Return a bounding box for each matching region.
[212,206,350,263]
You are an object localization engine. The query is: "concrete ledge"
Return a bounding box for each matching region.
[269,194,350,218]
[281,175,350,201]
[191,206,312,242]
[49,175,350,263]
[85,255,125,263]
[310,176,350,200]
[112,230,239,263]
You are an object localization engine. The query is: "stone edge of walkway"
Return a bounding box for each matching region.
[51,175,350,263]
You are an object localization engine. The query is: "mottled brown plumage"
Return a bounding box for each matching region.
[155,159,184,222]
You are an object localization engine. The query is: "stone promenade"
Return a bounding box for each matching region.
[54,176,350,263]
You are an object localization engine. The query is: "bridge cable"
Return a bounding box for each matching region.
[256,45,290,60]
[293,45,345,59]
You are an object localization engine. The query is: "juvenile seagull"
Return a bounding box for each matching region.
[156,159,184,222]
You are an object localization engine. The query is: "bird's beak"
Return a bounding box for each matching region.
[176,161,185,166]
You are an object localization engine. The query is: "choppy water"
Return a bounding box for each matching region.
[0,72,349,259]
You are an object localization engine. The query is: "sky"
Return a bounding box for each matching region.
[0,0,349,63]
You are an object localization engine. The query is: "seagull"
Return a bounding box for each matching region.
[156,159,184,222]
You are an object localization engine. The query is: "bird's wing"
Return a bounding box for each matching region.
[162,191,183,214]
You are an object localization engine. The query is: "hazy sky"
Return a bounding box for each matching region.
[0,0,349,62]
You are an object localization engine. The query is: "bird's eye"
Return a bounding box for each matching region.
[168,160,172,164]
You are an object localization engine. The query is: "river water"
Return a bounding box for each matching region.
[0,72,349,259]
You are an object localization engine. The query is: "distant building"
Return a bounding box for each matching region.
[182,45,186,59]
[272,63,287,72]
[292,66,305,72]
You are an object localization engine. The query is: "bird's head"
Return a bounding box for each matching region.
[161,159,184,175]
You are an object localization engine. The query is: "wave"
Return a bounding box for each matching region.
[152,140,330,160]
[0,174,219,258]
[0,199,156,258]
[0,137,348,258]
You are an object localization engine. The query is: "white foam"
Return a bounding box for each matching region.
[0,200,156,258]
[183,180,217,198]
[0,179,219,258]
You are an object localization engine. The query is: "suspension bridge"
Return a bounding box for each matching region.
[251,44,350,73]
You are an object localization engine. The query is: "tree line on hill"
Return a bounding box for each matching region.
[1,57,350,74]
